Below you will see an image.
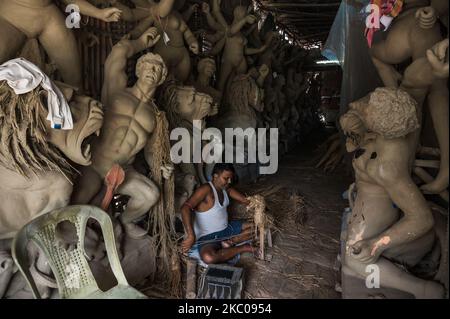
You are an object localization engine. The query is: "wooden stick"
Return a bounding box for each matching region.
[185,258,197,299]
[414,159,441,169]
[259,224,265,261]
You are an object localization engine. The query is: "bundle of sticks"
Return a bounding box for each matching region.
[246,195,273,260]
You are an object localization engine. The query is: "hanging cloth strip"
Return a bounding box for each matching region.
[364,0,404,47]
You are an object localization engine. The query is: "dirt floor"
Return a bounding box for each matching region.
[234,139,353,299]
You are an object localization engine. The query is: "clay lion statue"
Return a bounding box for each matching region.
[0,80,103,239]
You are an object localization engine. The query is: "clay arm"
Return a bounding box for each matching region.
[211,0,229,29]
[182,3,199,22]
[108,0,147,21]
[63,0,122,22]
[180,18,199,54]
[209,37,226,56]
[229,16,255,36]
[352,142,435,263]
[227,187,250,206]
[245,44,268,56]
[102,28,160,104]
[203,5,226,32]
[129,16,155,39]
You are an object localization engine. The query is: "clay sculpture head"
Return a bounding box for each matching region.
[135,53,168,91]
[340,87,420,152]
[0,81,104,178]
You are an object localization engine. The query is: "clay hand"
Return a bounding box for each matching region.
[181,234,196,253]
[246,15,257,24]
[209,102,219,116]
[426,38,449,79]
[202,2,210,14]
[161,163,175,180]
[99,7,122,22]
[350,239,381,264]
[139,27,161,48]
[189,41,199,54]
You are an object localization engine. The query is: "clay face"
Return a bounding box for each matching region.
[135,53,168,87]
[176,87,214,123]
[49,95,104,166]
[198,58,216,78]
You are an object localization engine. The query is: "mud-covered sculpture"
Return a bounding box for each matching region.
[370,0,449,194]
[340,86,446,298]
[0,79,104,298]
[209,0,269,93]
[0,0,121,88]
[72,28,174,239]
[120,0,199,82]
[193,57,222,105]
[0,82,103,239]
[159,81,217,184]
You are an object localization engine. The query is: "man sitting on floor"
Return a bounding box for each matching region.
[180,163,256,264]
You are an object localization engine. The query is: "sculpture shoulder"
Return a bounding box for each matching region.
[366,138,412,185]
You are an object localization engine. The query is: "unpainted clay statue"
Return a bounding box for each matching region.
[193,57,222,105]
[264,74,286,115]
[159,81,217,184]
[209,0,269,93]
[340,86,445,298]
[0,81,103,239]
[0,0,122,88]
[121,0,199,82]
[71,27,174,239]
[370,0,449,194]
[213,73,264,134]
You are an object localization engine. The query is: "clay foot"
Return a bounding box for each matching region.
[420,172,449,194]
[123,222,147,239]
[416,280,445,299]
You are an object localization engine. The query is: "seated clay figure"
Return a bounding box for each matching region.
[0,0,122,88]
[340,86,445,298]
[71,27,174,239]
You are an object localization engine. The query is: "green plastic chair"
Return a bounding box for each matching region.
[11,205,147,299]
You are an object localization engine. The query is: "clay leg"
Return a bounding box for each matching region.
[0,17,27,64]
[370,19,412,87]
[344,231,445,299]
[38,7,82,88]
[421,81,449,194]
[116,168,160,239]
[175,50,191,84]
[71,166,103,205]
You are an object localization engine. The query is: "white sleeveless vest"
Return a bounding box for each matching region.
[193,182,230,239]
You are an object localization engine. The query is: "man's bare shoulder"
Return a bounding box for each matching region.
[193,184,213,198]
